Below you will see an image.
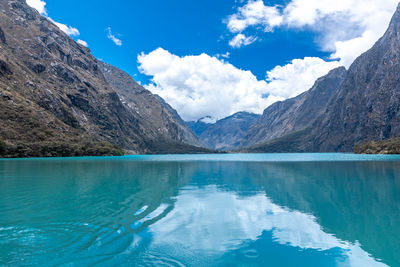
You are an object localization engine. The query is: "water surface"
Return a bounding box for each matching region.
[1,154,399,266]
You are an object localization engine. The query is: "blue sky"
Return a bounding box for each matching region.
[42,0,327,81]
[27,0,399,121]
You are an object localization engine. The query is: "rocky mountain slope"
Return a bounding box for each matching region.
[245,3,400,153]
[241,67,347,148]
[99,62,202,148]
[0,0,206,157]
[188,112,260,150]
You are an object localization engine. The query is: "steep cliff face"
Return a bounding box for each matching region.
[98,62,202,148]
[311,3,400,152]
[242,67,347,148]
[0,0,205,157]
[245,3,400,153]
[188,112,260,150]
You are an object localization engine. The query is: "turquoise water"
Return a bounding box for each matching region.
[0,153,400,266]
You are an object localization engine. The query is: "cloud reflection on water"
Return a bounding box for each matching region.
[148,185,386,266]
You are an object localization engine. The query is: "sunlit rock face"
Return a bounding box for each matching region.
[98,61,202,148]
[0,0,205,157]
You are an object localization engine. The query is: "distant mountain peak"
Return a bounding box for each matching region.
[199,116,216,124]
[188,112,260,151]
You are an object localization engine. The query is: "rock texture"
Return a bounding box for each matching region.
[99,62,203,148]
[0,0,206,157]
[311,2,400,152]
[245,3,400,153]
[188,112,260,150]
[241,67,347,148]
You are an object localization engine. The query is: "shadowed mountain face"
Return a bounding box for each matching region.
[188,112,260,150]
[311,3,400,152]
[245,3,400,153]
[0,0,205,157]
[241,67,347,149]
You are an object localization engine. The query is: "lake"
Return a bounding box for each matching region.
[1,154,400,266]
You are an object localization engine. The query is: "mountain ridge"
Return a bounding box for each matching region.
[0,0,207,157]
[240,67,347,148]
[243,3,400,153]
[188,112,260,150]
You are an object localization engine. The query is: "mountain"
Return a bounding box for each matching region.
[98,62,202,148]
[310,2,400,152]
[0,0,206,157]
[188,112,260,150]
[241,67,347,148]
[186,116,216,137]
[244,3,400,153]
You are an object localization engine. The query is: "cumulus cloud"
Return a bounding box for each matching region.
[26,0,47,15]
[26,1,83,39]
[227,1,282,33]
[107,27,123,46]
[138,48,282,121]
[265,57,341,98]
[227,0,398,66]
[229,33,257,48]
[77,39,88,47]
[49,18,80,36]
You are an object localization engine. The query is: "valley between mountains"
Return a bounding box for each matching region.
[1,0,400,157]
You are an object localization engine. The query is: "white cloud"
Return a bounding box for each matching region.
[138,48,282,121]
[26,1,82,39]
[227,0,283,33]
[227,0,398,66]
[138,48,342,121]
[50,19,80,36]
[229,33,257,48]
[26,0,47,15]
[215,52,231,59]
[265,57,341,98]
[77,39,88,47]
[107,27,122,46]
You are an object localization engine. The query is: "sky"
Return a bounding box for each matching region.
[26,0,399,122]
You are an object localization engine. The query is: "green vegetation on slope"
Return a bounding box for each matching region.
[0,140,124,158]
[354,137,400,154]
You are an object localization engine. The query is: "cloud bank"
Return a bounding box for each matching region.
[138,48,281,121]
[265,57,341,98]
[138,48,339,121]
[227,0,398,66]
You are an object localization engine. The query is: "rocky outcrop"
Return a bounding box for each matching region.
[188,112,260,150]
[0,0,206,157]
[241,67,346,148]
[245,3,400,153]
